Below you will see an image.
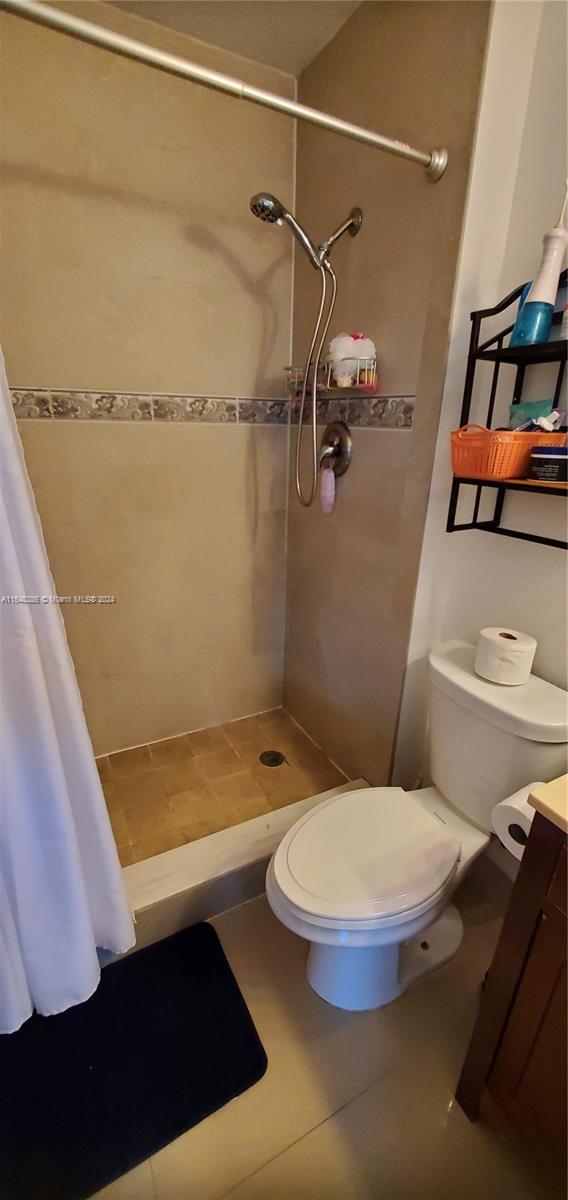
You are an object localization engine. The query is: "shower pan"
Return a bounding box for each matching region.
[250,193,362,506]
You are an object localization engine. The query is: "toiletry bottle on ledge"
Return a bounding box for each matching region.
[510,185,568,347]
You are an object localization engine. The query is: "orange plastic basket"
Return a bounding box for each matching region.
[451,424,567,481]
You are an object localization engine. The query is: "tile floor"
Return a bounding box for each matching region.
[95,865,562,1200]
[97,709,346,865]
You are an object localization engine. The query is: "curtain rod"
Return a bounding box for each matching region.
[1,0,448,180]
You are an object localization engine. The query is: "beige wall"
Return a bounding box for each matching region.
[1,2,294,754]
[1,0,492,774]
[20,421,287,755]
[394,0,568,801]
[284,1,490,783]
[0,1,294,396]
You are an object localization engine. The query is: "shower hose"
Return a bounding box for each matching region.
[295,261,337,507]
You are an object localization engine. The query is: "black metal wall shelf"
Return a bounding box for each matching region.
[447,269,567,550]
[448,477,568,550]
[476,339,566,367]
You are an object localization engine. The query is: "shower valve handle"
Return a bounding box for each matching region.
[319,422,353,477]
[319,442,339,469]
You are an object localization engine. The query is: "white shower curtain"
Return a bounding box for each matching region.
[0,351,134,1034]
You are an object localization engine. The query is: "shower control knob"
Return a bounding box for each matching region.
[319,422,352,477]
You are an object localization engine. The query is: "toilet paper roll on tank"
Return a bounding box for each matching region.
[475,627,537,686]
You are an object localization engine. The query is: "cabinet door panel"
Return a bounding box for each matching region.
[548,846,566,917]
[489,906,567,1155]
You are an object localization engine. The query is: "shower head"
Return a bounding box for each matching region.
[250,192,320,268]
[250,193,285,224]
[250,193,363,271]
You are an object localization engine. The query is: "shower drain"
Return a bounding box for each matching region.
[259,750,286,768]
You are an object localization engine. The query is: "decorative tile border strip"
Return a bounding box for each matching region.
[11,389,414,428]
[291,394,414,429]
[152,396,236,423]
[11,389,273,424]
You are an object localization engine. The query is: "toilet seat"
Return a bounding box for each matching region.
[272,787,461,925]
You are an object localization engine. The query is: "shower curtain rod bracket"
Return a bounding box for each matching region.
[426,148,448,182]
[0,0,448,180]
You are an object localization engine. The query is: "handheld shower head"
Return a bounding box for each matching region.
[250,192,320,268]
[249,192,363,507]
[250,193,285,224]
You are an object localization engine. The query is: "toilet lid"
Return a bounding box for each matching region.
[273,788,461,921]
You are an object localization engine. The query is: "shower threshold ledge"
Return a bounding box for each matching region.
[122,779,368,954]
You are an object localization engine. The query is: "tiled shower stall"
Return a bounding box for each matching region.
[1,0,489,862]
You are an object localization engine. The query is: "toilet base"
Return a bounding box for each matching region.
[306,905,464,1011]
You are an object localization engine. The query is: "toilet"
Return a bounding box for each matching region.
[266,639,567,1011]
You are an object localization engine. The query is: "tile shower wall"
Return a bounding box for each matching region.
[0,2,295,754]
[19,419,288,754]
[284,1,491,784]
[0,2,295,396]
[2,0,486,789]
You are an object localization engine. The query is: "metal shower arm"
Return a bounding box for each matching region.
[318,207,363,261]
[0,0,448,181]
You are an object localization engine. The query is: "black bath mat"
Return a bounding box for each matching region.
[1,923,267,1200]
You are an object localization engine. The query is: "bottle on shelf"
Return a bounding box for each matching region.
[510,183,568,347]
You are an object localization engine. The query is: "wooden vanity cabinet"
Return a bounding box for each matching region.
[456,810,567,1165]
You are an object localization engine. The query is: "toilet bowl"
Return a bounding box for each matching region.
[266,639,568,1010]
[267,785,486,1009]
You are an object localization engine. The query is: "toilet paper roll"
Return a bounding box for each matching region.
[475,626,537,685]
[492,782,543,860]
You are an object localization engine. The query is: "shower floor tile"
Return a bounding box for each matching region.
[96,710,347,866]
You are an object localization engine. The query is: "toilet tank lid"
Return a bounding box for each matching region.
[429,640,568,744]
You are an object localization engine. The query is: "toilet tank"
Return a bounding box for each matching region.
[428,640,568,832]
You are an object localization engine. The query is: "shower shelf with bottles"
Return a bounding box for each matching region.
[285,357,379,398]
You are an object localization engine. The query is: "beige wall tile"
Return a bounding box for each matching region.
[0,2,294,396]
[1,1,292,758]
[3,0,488,793]
[285,1,490,784]
[19,423,288,754]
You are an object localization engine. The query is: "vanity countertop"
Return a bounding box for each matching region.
[528,775,568,834]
